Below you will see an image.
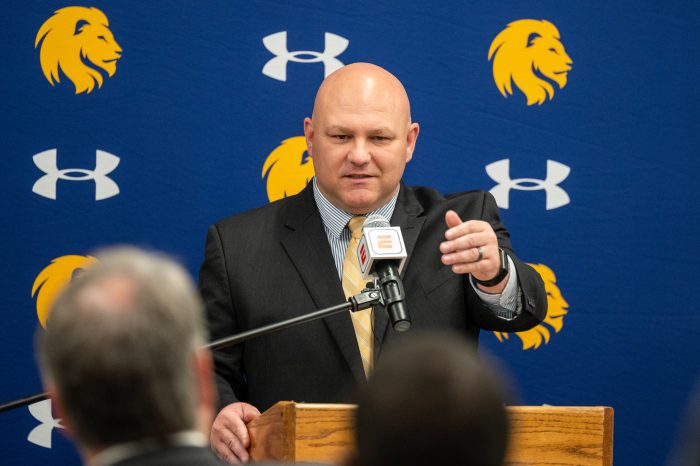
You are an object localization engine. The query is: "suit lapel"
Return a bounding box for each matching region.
[280,185,366,383]
[374,185,426,351]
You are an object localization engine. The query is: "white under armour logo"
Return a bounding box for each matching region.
[27,400,63,449]
[486,159,571,210]
[262,31,349,82]
[32,149,120,201]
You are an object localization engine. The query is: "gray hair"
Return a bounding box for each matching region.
[37,247,206,449]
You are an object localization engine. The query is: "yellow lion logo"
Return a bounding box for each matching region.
[493,263,568,349]
[32,255,96,328]
[488,19,572,106]
[262,136,315,202]
[35,6,122,94]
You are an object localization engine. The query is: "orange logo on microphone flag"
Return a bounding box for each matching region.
[377,234,393,249]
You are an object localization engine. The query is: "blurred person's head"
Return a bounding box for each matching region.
[37,247,216,459]
[350,331,509,466]
[666,379,700,466]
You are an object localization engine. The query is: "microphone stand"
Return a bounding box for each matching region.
[0,287,384,413]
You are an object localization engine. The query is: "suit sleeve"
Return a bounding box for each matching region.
[467,192,548,332]
[198,225,247,411]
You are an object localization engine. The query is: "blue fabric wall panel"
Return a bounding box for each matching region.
[1,1,698,464]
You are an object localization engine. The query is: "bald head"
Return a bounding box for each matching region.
[312,63,412,124]
[304,63,420,214]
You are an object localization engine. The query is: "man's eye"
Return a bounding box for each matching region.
[373,136,389,142]
[333,135,349,140]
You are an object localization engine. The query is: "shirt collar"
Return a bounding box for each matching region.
[89,431,207,466]
[312,178,399,238]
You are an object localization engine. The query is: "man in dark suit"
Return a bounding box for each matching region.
[37,248,226,466]
[200,62,547,463]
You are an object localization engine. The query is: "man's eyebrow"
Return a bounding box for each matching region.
[369,127,395,135]
[325,125,351,133]
[324,126,396,135]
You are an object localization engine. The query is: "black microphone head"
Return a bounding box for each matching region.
[394,317,411,332]
[363,214,391,229]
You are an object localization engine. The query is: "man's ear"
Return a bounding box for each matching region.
[194,349,217,434]
[405,122,420,163]
[303,117,315,156]
[45,384,73,436]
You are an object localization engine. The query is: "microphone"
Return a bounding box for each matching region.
[356,214,411,332]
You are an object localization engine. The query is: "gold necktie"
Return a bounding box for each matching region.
[342,216,374,377]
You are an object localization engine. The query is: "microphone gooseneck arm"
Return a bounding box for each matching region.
[0,288,384,414]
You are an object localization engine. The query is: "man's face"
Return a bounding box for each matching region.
[304,79,419,214]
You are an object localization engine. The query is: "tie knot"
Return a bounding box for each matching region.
[347,216,366,239]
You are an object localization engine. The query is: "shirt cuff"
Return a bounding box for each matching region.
[469,256,521,320]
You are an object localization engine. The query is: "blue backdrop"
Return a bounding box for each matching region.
[1,1,699,465]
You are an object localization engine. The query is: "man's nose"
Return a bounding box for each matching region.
[347,139,371,165]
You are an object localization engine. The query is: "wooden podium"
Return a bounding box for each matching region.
[248,402,613,465]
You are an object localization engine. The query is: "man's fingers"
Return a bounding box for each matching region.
[441,213,498,273]
[441,248,483,266]
[210,402,260,464]
[240,404,262,423]
[221,411,251,449]
[226,435,250,463]
[212,444,236,464]
[449,260,493,276]
[212,433,248,463]
[440,232,492,254]
[441,240,502,280]
[444,218,490,241]
[444,210,463,229]
[211,424,248,463]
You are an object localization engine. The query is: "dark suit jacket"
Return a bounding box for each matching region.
[110,446,224,466]
[199,183,547,412]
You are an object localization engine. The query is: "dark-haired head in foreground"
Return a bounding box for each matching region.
[350,332,509,466]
